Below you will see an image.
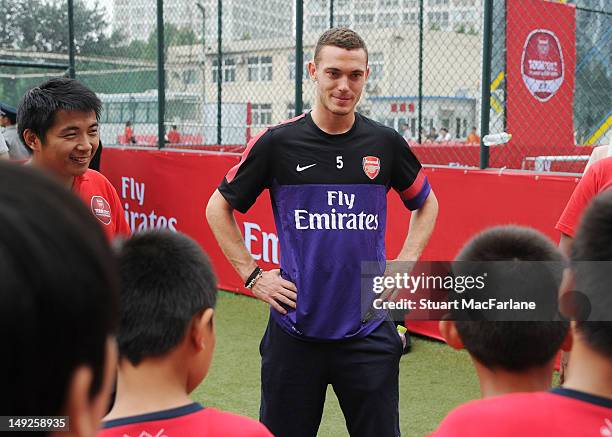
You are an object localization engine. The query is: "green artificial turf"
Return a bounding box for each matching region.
[193,291,481,437]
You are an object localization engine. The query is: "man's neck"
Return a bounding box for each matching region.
[105,358,193,421]
[475,360,554,398]
[310,106,355,135]
[563,340,612,400]
[31,156,74,188]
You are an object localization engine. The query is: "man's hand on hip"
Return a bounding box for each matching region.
[252,269,297,314]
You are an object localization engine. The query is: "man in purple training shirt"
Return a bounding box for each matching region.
[206,28,438,437]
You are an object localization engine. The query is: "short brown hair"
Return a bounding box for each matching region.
[314,27,368,65]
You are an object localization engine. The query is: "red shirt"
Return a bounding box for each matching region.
[99,403,273,437]
[167,129,181,144]
[73,169,131,240]
[431,388,612,437]
[124,126,134,144]
[556,157,612,237]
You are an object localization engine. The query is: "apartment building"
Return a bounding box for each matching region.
[167,27,481,144]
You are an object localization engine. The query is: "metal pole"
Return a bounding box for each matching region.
[330,0,334,28]
[295,0,303,116]
[480,0,494,169]
[67,0,76,78]
[417,0,423,143]
[157,0,166,149]
[217,0,222,145]
[197,3,206,145]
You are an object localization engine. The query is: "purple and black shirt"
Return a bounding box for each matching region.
[219,112,431,341]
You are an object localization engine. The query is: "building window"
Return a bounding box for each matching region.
[355,13,375,25]
[369,52,384,81]
[223,59,236,82]
[308,14,327,31]
[286,102,312,119]
[379,13,399,26]
[428,11,450,28]
[288,52,311,81]
[252,103,272,126]
[248,56,273,82]
[211,58,236,83]
[335,14,351,27]
[182,69,197,85]
[403,12,417,24]
[356,0,375,8]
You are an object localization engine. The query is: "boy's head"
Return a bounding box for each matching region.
[0,162,119,436]
[440,226,569,372]
[116,230,218,391]
[18,77,101,181]
[563,190,612,359]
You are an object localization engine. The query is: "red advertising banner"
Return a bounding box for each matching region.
[506,0,576,149]
[101,148,579,338]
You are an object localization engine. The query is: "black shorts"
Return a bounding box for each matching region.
[259,318,402,437]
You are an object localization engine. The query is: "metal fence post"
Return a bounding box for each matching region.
[417,0,423,143]
[217,0,222,145]
[67,0,75,78]
[196,3,206,144]
[295,0,303,116]
[330,0,334,28]
[479,0,494,169]
[157,0,166,149]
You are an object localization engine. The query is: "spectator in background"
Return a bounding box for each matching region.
[436,127,451,142]
[0,162,120,437]
[0,131,9,160]
[167,124,181,144]
[101,231,272,437]
[439,226,569,399]
[124,120,136,145]
[18,77,130,241]
[426,127,437,142]
[401,123,411,142]
[466,126,480,144]
[0,102,30,159]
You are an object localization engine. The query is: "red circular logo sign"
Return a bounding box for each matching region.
[90,196,112,225]
[521,29,564,102]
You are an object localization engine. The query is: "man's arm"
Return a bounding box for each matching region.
[395,189,439,261]
[559,232,572,258]
[206,189,297,314]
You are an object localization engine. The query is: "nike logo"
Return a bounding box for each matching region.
[296,163,317,172]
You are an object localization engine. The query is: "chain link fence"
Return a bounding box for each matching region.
[1,0,609,172]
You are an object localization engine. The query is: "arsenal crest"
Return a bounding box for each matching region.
[362,156,380,180]
[521,29,564,102]
[91,195,112,225]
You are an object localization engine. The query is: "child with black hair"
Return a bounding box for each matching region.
[0,162,119,437]
[439,226,570,398]
[432,220,612,436]
[101,231,272,437]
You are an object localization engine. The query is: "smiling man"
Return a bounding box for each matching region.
[207,28,438,437]
[17,78,130,240]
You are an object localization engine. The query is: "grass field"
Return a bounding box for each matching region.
[192,291,482,436]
